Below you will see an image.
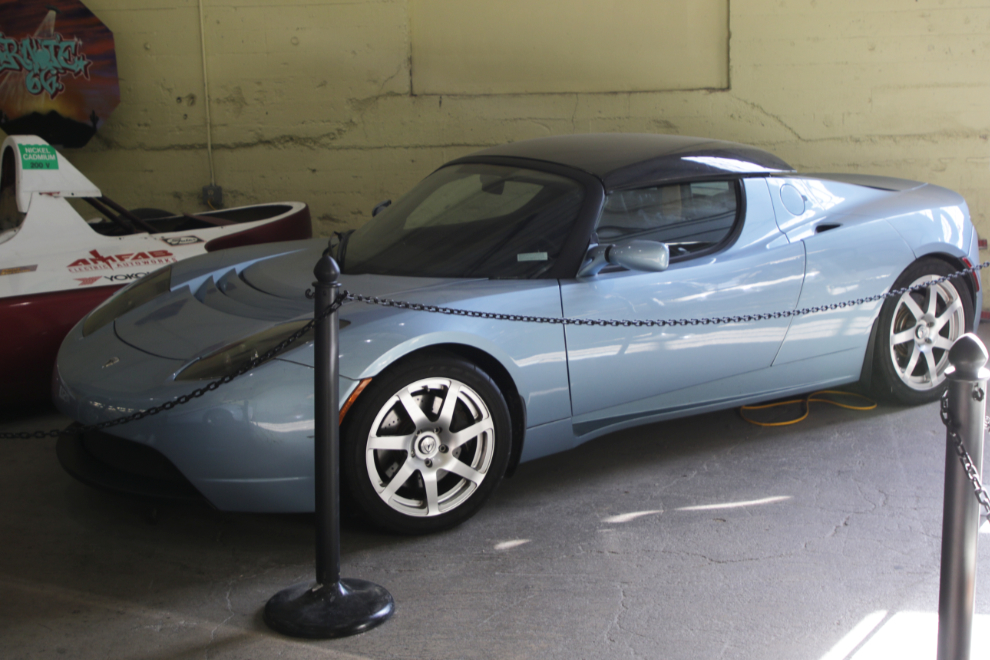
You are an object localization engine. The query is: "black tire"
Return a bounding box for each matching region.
[873,258,973,405]
[341,353,512,534]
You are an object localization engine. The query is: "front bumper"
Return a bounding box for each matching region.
[54,319,360,513]
[57,425,206,504]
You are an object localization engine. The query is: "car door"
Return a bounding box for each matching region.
[560,177,806,438]
[766,176,920,377]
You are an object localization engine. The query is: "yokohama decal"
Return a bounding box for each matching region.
[67,249,174,273]
[76,271,150,286]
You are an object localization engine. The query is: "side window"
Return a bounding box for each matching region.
[0,147,26,240]
[597,180,739,260]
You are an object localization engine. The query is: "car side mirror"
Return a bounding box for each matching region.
[577,239,670,278]
[372,199,392,216]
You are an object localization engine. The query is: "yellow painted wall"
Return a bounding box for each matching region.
[10,1,990,291]
[410,0,729,94]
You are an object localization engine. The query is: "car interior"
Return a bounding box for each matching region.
[596,180,739,261]
[0,147,25,244]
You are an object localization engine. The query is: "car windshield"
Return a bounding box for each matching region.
[342,163,585,278]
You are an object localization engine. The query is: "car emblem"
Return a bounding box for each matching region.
[102,357,120,368]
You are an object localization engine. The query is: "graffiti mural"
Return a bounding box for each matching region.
[0,1,119,148]
[0,32,93,98]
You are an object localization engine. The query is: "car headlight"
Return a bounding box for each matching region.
[175,320,315,381]
[82,266,173,337]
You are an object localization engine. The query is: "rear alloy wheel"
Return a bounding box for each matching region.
[874,258,973,404]
[342,355,511,534]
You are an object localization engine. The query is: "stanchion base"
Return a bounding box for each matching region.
[264,578,394,639]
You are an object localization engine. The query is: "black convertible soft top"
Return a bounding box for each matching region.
[453,133,794,191]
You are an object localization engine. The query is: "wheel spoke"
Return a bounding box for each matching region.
[368,433,415,452]
[924,285,938,317]
[901,345,921,378]
[397,390,431,429]
[445,458,485,485]
[380,459,416,500]
[931,297,962,334]
[901,294,925,322]
[891,328,916,346]
[447,418,494,450]
[933,335,955,350]
[436,382,462,430]
[923,350,938,382]
[423,470,440,515]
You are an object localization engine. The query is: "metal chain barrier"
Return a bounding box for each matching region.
[941,391,990,518]
[2,259,988,440]
[0,291,348,440]
[345,259,989,327]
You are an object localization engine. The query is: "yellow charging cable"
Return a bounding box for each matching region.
[739,390,877,427]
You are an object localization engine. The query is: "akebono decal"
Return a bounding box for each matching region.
[67,249,175,273]
[160,235,203,246]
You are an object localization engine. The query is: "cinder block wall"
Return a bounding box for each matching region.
[16,1,990,292]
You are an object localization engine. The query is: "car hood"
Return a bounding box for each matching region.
[113,239,485,361]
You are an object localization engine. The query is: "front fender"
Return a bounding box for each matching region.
[325,281,572,428]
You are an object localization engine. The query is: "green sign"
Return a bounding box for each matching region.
[18,144,59,170]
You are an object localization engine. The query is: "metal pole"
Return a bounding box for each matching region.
[937,333,988,660]
[313,255,341,587]
[263,254,394,639]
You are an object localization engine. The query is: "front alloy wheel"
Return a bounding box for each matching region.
[343,355,511,534]
[874,258,973,404]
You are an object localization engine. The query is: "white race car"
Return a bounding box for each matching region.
[0,135,312,407]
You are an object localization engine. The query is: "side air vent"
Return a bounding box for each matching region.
[191,268,310,321]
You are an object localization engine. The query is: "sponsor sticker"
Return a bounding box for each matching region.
[78,272,150,286]
[160,235,203,246]
[18,144,59,170]
[0,264,37,276]
[67,249,175,273]
[102,272,150,282]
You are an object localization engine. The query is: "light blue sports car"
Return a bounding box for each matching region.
[53,134,981,533]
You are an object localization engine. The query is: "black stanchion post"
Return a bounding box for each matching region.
[937,333,988,660]
[264,254,394,639]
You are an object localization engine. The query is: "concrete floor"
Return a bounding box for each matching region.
[4,347,990,659]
